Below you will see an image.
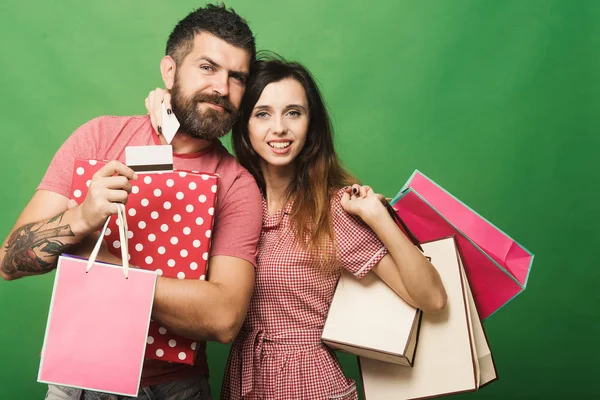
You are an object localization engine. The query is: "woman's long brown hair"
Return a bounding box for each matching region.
[232,55,356,271]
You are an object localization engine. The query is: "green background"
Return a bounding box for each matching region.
[1,0,598,398]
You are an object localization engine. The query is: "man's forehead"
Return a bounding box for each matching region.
[187,33,251,73]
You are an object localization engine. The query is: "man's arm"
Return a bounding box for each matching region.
[152,256,255,344]
[0,190,81,280]
[1,161,137,281]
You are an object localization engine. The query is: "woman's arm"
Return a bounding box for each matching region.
[341,185,447,313]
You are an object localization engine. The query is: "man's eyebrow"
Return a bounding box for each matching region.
[231,70,250,81]
[196,56,221,68]
[196,56,249,80]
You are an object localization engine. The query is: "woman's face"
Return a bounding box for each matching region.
[248,78,309,170]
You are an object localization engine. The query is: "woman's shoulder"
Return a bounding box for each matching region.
[330,187,347,208]
[329,187,357,226]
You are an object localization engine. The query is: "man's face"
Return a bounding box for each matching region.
[170,33,251,140]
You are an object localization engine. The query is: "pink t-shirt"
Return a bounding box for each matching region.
[38,115,263,386]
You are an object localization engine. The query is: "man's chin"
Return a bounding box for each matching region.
[180,127,229,141]
[179,130,214,140]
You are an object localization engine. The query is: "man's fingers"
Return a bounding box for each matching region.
[100,176,133,192]
[93,160,137,181]
[106,190,129,204]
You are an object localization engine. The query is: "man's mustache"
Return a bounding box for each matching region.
[192,92,235,114]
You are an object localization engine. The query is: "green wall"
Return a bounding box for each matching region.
[1,0,598,398]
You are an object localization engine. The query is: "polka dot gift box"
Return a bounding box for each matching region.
[70,159,218,365]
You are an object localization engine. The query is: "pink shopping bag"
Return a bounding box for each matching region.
[38,204,157,396]
[392,170,534,319]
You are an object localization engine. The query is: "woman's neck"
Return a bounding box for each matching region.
[261,162,295,215]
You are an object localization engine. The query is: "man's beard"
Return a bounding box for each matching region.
[170,77,237,140]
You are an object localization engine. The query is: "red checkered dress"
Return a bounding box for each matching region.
[222,189,388,399]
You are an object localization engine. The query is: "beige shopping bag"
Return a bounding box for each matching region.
[359,236,497,399]
[322,268,421,366]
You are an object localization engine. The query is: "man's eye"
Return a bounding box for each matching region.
[232,75,245,84]
[200,65,215,72]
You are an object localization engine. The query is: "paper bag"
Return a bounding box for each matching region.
[393,170,534,319]
[359,237,497,399]
[322,270,421,366]
[38,205,157,396]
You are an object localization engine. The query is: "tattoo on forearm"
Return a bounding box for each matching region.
[1,212,75,276]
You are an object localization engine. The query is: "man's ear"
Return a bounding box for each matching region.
[160,55,177,90]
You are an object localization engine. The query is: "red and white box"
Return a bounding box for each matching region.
[70,159,218,365]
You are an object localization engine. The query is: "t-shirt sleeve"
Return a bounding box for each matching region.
[37,118,101,198]
[332,189,388,279]
[209,171,262,266]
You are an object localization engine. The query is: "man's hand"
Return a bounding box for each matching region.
[72,160,138,236]
[1,161,137,280]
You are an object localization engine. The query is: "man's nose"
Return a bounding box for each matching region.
[211,72,229,97]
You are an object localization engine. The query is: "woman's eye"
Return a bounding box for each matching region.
[255,111,269,118]
[287,110,301,117]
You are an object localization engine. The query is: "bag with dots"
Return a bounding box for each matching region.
[38,204,158,396]
[70,159,218,365]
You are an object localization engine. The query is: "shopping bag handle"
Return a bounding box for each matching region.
[385,202,430,260]
[85,203,130,278]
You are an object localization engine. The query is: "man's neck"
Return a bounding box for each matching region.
[158,132,214,154]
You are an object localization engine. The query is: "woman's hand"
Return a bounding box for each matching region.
[340,184,387,223]
[144,88,172,135]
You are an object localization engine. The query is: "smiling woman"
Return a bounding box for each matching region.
[248,78,310,168]
[221,56,447,399]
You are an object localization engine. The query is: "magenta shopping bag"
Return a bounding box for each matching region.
[38,204,157,396]
[392,170,534,320]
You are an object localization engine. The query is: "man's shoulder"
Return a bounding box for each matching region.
[81,115,151,132]
[72,115,153,149]
[205,143,260,201]
[211,142,254,179]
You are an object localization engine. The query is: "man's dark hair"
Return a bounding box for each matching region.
[166,3,256,65]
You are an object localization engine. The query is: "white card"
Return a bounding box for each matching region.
[161,101,180,144]
[126,145,173,173]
